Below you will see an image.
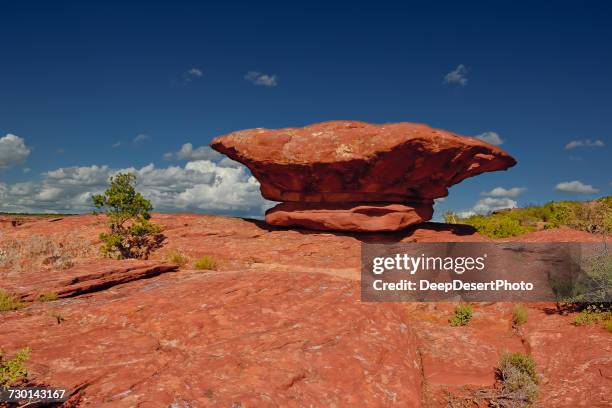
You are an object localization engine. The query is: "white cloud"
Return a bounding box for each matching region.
[112,141,123,148]
[444,64,469,86]
[184,67,203,82]
[0,134,31,168]
[244,71,278,87]
[555,180,598,194]
[456,197,518,218]
[0,161,271,216]
[472,197,518,214]
[474,131,504,146]
[565,139,605,149]
[481,187,526,198]
[133,134,148,145]
[164,143,221,161]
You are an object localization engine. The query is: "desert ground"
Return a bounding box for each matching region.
[1,213,610,407]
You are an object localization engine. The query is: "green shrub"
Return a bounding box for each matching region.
[573,304,612,326]
[0,291,24,312]
[92,173,164,259]
[498,352,539,405]
[0,348,31,387]
[454,196,612,238]
[166,250,189,267]
[460,214,532,238]
[449,304,473,326]
[193,255,217,270]
[512,304,528,327]
[443,211,459,224]
[38,292,58,302]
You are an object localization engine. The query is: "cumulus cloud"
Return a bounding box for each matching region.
[565,139,605,149]
[133,134,148,145]
[474,131,504,146]
[456,197,518,218]
[555,180,598,194]
[481,187,526,198]
[184,67,203,82]
[0,134,31,168]
[0,161,271,216]
[444,64,469,86]
[244,71,278,87]
[163,143,221,161]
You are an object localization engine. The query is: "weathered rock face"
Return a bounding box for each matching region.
[211,120,516,231]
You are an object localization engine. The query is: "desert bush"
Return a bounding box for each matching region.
[193,255,217,270]
[0,291,24,312]
[93,173,164,259]
[460,214,532,238]
[455,196,611,238]
[38,292,58,302]
[512,303,528,327]
[166,250,189,267]
[497,352,539,406]
[573,304,612,326]
[0,347,31,387]
[443,211,459,224]
[449,304,473,326]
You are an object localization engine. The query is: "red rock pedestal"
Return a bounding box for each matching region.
[266,202,434,232]
[211,121,516,232]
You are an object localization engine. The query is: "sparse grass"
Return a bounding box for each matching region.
[604,319,612,333]
[449,304,473,326]
[0,291,24,312]
[0,234,95,273]
[38,292,58,302]
[49,311,66,325]
[512,304,528,327]
[193,255,217,270]
[446,196,612,238]
[0,347,31,387]
[497,352,539,406]
[166,249,189,267]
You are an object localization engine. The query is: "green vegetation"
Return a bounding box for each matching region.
[445,196,612,238]
[0,291,24,312]
[38,292,58,302]
[0,348,31,387]
[166,249,189,267]
[193,255,217,270]
[449,304,473,326]
[573,304,612,327]
[512,303,528,327]
[497,352,539,406]
[92,173,164,259]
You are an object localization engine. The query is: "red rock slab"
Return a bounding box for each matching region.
[522,308,612,407]
[0,271,423,407]
[265,201,434,232]
[211,120,516,202]
[1,259,178,301]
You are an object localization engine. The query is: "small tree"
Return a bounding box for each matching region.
[92,173,164,259]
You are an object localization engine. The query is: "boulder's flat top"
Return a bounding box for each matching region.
[212,120,515,165]
[0,214,609,407]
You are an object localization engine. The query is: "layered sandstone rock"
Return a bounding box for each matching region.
[211,120,516,231]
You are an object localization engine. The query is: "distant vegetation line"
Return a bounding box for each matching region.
[445,196,612,238]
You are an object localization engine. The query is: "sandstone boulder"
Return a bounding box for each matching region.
[211,120,516,231]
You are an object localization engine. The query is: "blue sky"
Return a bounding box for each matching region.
[0,0,610,216]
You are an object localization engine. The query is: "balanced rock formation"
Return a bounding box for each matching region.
[211,121,516,231]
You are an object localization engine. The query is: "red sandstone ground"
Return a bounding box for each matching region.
[0,214,610,407]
